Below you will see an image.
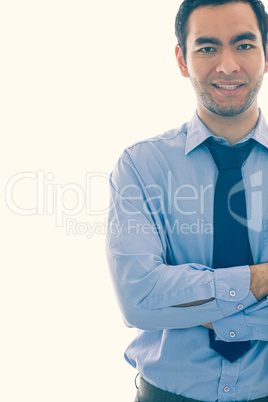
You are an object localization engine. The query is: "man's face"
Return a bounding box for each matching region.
[176,2,268,118]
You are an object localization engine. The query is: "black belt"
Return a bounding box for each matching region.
[137,377,268,402]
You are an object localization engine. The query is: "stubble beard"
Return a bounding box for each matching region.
[191,75,264,117]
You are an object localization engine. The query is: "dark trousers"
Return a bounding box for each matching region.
[135,377,268,402]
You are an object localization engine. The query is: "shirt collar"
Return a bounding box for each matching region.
[185,109,268,155]
[251,109,268,149]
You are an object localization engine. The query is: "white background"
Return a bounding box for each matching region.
[2,1,268,401]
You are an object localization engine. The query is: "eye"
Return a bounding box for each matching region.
[238,44,253,50]
[199,47,216,53]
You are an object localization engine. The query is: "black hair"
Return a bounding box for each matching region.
[175,0,268,61]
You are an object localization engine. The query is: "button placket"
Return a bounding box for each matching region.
[218,359,240,402]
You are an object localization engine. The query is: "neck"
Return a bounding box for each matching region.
[197,104,260,146]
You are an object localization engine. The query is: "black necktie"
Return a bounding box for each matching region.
[205,138,255,363]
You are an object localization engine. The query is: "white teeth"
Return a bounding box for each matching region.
[214,84,241,90]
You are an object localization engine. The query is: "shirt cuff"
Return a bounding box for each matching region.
[214,265,257,317]
[213,312,250,342]
[244,295,268,314]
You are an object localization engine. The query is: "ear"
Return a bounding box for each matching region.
[175,45,189,78]
[265,44,268,74]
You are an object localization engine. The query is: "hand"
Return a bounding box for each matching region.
[202,323,214,330]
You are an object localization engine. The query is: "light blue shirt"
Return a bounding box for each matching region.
[106,111,268,402]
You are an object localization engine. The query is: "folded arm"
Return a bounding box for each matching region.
[106,152,260,331]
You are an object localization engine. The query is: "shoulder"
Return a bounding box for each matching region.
[120,122,189,165]
[110,122,190,189]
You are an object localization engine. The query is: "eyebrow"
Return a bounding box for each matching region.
[194,37,222,47]
[230,32,257,45]
[194,32,258,47]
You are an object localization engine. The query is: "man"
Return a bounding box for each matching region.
[106,1,268,401]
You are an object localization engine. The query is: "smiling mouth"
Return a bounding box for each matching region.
[212,84,244,90]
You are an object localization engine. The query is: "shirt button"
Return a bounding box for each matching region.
[224,386,230,393]
[229,290,236,297]
[230,331,236,338]
[237,304,244,310]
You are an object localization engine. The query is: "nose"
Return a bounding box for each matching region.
[215,50,240,75]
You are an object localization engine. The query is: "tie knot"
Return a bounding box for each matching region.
[205,138,255,170]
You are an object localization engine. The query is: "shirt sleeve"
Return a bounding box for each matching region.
[213,297,268,341]
[106,152,258,331]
